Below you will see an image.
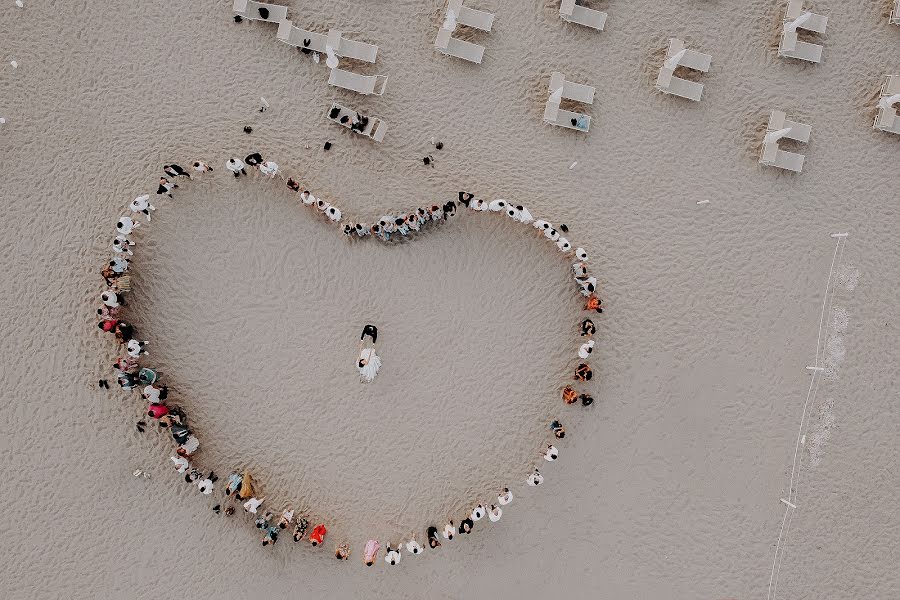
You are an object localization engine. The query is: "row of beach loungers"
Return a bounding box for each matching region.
[235,0,900,165]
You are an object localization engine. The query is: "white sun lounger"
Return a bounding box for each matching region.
[892,0,900,25]
[544,72,593,132]
[233,0,288,24]
[779,1,827,63]
[326,30,379,63]
[447,0,495,31]
[276,20,328,52]
[874,75,900,134]
[328,68,388,95]
[326,102,387,142]
[549,71,595,104]
[435,28,485,63]
[655,38,710,102]
[559,0,607,31]
[759,110,810,173]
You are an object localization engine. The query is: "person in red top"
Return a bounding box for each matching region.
[147,403,169,419]
[309,524,327,547]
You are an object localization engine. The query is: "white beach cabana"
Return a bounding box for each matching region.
[759,109,811,173]
[559,0,607,31]
[778,0,828,63]
[326,102,388,142]
[874,75,900,135]
[543,71,595,132]
[655,38,711,102]
[276,23,378,63]
[276,20,328,52]
[434,0,495,64]
[233,0,288,24]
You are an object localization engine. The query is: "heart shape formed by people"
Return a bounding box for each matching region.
[98,157,602,561]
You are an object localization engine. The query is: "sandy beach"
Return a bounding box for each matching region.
[0,0,898,598]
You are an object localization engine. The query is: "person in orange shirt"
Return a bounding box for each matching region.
[562,386,578,404]
[585,294,603,314]
[309,524,327,547]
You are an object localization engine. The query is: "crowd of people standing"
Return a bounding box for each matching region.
[97,152,601,566]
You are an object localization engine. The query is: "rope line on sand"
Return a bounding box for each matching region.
[766,232,848,600]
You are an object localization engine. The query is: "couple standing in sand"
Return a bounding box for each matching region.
[357,324,381,382]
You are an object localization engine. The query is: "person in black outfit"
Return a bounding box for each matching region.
[360,325,377,344]
[245,152,263,166]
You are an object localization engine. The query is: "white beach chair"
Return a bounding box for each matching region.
[778,1,827,63]
[655,38,711,102]
[435,28,486,63]
[326,30,379,63]
[559,0,607,31]
[276,20,328,52]
[759,110,810,173]
[328,68,388,95]
[892,0,900,25]
[326,102,387,142]
[233,0,288,24]
[447,0,495,31]
[544,72,594,132]
[874,75,900,135]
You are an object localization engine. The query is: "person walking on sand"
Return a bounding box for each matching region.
[385,544,401,565]
[163,164,191,179]
[358,324,381,383]
[364,539,380,566]
[226,157,247,177]
[427,526,442,549]
[498,487,513,505]
[157,177,177,197]
[192,161,213,174]
[488,504,502,522]
[129,194,155,221]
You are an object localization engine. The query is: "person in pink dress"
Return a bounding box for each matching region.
[363,539,380,566]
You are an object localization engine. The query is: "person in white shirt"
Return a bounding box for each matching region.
[259,160,279,178]
[116,216,139,235]
[489,199,507,212]
[515,205,534,223]
[498,487,513,505]
[170,455,189,473]
[527,468,544,486]
[278,509,294,529]
[442,521,456,540]
[575,247,588,261]
[471,504,486,521]
[178,435,200,456]
[300,191,316,206]
[110,257,129,274]
[579,340,594,359]
[544,228,560,242]
[557,238,571,252]
[129,195,155,221]
[543,445,559,462]
[405,539,423,555]
[384,544,401,565]
[226,158,246,177]
[192,161,212,173]
[197,472,217,494]
[488,504,502,522]
[113,235,134,255]
[243,496,265,513]
[101,291,120,308]
[326,206,341,222]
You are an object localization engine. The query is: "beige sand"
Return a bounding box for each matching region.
[0,0,898,598]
